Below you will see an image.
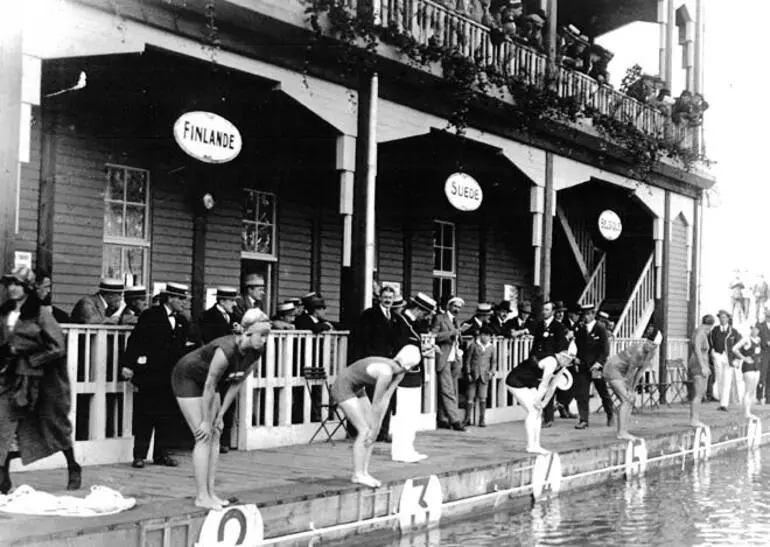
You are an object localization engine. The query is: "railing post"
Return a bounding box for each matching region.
[90,329,107,441]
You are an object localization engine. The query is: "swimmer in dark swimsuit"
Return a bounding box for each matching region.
[332,345,421,488]
[171,308,271,510]
[733,324,762,419]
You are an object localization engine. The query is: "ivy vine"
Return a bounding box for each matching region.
[301,0,710,176]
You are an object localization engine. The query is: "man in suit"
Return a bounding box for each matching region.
[574,304,613,429]
[709,310,741,410]
[270,301,297,330]
[556,302,580,419]
[235,273,265,322]
[756,310,770,403]
[461,303,493,338]
[488,301,511,337]
[119,286,148,325]
[121,282,191,468]
[431,296,469,431]
[504,301,536,338]
[71,279,124,324]
[391,292,437,463]
[349,286,398,442]
[529,301,569,427]
[295,296,334,333]
[198,287,240,453]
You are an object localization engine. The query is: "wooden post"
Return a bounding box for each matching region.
[191,209,207,321]
[0,14,23,277]
[693,0,705,153]
[478,219,487,303]
[688,191,703,336]
[659,191,671,403]
[540,152,555,302]
[665,0,675,87]
[36,95,58,276]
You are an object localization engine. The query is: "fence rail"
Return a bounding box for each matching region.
[13,325,683,470]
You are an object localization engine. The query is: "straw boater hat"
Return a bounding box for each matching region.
[277,301,296,314]
[447,296,465,308]
[215,287,238,300]
[301,291,320,307]
[476,303,493,315]
[1,266,35,288]
[392,295,405,309]
[580,303,596,313]
[243,274,265,287]
[306,296,327,310]
[410,292,437,314]
[287,297,302,307]
[161,282,189,299]
[124,286,147,300]
[99,279,125,293]
[597,311,610,321]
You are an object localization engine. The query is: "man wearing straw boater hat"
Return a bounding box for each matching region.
[199,287,240,344]
[122,282,191,468]
[71,278,125,324]
[119,286,148,326]
[271,301,297,330]
[391,292,438,463]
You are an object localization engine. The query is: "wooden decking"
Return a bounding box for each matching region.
[1,403,766,545]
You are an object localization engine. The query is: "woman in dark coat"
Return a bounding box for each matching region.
[0,266,81,493]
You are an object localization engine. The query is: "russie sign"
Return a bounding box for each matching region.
[598,209,622,241]
[444,173,483,212]
[173,111,242,164]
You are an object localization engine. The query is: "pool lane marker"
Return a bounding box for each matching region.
[693,425,711,463]
[747,417,762,450]
[398,475,443,531]
[531,452,562,502]
[624,438,648,479]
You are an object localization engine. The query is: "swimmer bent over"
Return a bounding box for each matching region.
[332,345,421,488]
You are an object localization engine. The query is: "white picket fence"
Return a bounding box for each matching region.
[12,326,670,470]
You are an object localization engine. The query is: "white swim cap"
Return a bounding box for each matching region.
[394,345,421,370]
[241,308,271,333]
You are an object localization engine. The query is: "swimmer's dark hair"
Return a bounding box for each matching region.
[702,314,715,326]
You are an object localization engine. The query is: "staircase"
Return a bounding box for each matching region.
[613,253,656,339]
[578,253,607,308]
[556,205,602,280]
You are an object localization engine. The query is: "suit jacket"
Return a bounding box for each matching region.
[461,316,486,339]
[503,316,536,337]
[463,341,497,381]
[233,295,262,324]
[70,293,112,324]
[431,311,461,371]
[757,322,770,367]
[122,305,190,390]
[530,318,569,362]
[392,311,425,388]
[294,313,333,334]
[350,306,395,361]
[119,307,140,326]
[488,316,507,337]
[575,321,610,374]
[198,305,233,344]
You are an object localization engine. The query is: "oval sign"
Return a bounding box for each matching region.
[173,111,242,164]
[444,173,483,212]
[598,209,622,241]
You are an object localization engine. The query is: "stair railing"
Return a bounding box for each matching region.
[578,252,607,307]
[613,253,656,339]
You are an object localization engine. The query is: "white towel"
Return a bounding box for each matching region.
[0,485,136,517]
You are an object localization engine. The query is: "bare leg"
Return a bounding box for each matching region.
[609,379,636,440]
[339,398,379,488]
[176,397,221,510]
[690,376,707,427]
[510,387,549,454]
[744,371,760,419]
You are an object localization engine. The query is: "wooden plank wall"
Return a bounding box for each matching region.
[667,215,689,339]
[276,200,313,308]
[203,187,241,290]
[16,114,41,257]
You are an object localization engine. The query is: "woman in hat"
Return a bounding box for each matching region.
[0,267,81,494]
[505,350,574,454]
[732,324,763,419]
[331,345,421,488]
[603,326,662,440]
[171,308,271,509]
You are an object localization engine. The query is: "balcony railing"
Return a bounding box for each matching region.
[372,0,695,147]
[12,326,686,471]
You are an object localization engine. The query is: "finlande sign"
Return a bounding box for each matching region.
[173,111,242,164]
[444,173,483,212]
[598,210,622,241]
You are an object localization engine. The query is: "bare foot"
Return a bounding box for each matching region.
[195,496,223,510]
[526,446,550,455]
[617,432,637,441]
[352,474,380,488]
[364,473,382,488]
[690,420,706,428]
[212,495,230,507]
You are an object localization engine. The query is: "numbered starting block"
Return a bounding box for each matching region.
[195,504,264,547]
[531,452,562,502]
[624,438,648,479]
[747,417,762,451]
[398,475,443,532]
[692,425,711,463]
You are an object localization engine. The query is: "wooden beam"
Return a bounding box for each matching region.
[0,14,23,277]
[540,152,555,301]
[36,98,57,276]
[659,190,671,403]
[191,211,207,321]
[555,204,589,281]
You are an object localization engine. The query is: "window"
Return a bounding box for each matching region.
[433,220,456,306]
[242,190,277,260]
[102,164,150,286]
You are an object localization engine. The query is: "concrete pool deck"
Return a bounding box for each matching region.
[2,403,768,546]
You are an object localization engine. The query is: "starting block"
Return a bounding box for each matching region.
[624,438,648,479]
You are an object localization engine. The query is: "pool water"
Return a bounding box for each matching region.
[370,446,770,546]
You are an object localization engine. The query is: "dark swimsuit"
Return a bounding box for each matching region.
[505,357,542,389]
[331,356,388,403]
[741,339,762,373]
[171,336,259,398]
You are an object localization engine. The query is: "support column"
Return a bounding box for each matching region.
[0,13,23,278]
[693,0,705,153]
[191,209,207,321]
[342,74,378,325]
[478,220,488,303]
[657,0,667,80]
[665,0,675,87]
[680,15,695,91]
[545,0,558,90]
[530,186,544,290]
[659,191,671,403]
[688,191,703,337]
[37,95,57,276]
[539,153,555,303]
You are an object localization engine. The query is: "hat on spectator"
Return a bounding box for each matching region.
[518,301,533,313]
[597,311,610,320]
[410,292,437,314]
[124,286,147,300]
[277,301,296,314]
[717,309,731,319]
[306,296,327,310]
[244,274,265,287]
[216,287,238,300]
[161,282,189,299]
[99,278,125,293]
[526,8,546,25]
[580,303,596,313]
[447,296,465,308]
[554,301,567,312]
[497,300,512,312]
[1,266,35,288]
[301,291,321,306]
[477,303,493,314]
[287,297,302,306]
[392,295,406,309]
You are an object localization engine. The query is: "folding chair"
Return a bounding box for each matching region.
[303,367,349,446]
[662,359,689,404]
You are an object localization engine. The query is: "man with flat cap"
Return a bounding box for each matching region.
[504,301,536,338]
[119,286,148,325]
[71,278,125,324]
[121,282,191,468]
[574,303,613,429]
[431,296,470,431]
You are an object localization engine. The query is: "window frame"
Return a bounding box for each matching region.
[432,220,457,303]
[102,163,151,286]
[241,189,278,262]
